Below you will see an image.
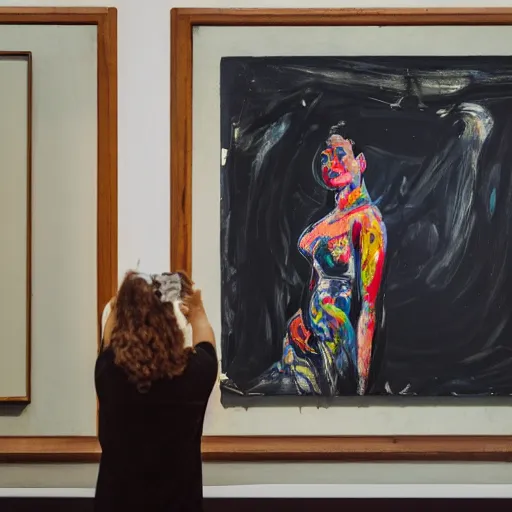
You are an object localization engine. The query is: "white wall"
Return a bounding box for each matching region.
[1,0,512,490]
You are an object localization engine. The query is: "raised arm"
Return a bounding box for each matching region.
[187,289,216,349]
[356,212,386,395]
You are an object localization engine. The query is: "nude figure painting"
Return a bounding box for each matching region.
[220,57,512,405]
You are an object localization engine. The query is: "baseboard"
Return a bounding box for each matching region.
[0,497,511,512]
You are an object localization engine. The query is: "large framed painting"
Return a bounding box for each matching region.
[171,8,512,460]
[0,7,117,463]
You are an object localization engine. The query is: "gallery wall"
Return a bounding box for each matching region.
[1,0,512,490]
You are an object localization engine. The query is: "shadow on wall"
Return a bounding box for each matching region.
[0,404,26,417]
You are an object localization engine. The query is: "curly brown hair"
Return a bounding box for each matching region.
[110,271,194,392]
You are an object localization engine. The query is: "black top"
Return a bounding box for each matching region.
[94,342,218,512]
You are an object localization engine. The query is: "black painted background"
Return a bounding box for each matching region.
[220,56,512,397]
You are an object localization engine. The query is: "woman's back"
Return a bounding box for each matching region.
[95,341,217,511]
[93,270,218,512]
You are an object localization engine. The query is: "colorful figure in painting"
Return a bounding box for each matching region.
[249,122,387,396]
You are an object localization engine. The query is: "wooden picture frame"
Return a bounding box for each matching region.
[0,7,117,463]
[0,51,32,404]
[171,8,512,462]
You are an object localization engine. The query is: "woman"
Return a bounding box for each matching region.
[246,123,387,397]
[94,270,217,512]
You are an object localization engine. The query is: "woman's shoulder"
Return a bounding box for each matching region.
[193,341,217,359]
[188,342,218,373]
[183,342,218,389]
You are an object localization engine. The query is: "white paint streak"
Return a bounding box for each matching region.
[285,65,471,95]
[252,114,291,178]
[427,103,494,286]
[221,148,228,166]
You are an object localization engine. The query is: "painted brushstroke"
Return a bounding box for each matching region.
[220,56,512,401]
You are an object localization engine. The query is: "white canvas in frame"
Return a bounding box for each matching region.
[0,56,29,400]
[0,25,97,435]
[192,24,512,437]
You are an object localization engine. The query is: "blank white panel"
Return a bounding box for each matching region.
[0,56,29,400]
[0,26,97,435]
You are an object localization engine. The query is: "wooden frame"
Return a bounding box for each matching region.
[0,8,117,462]
[0,51,32,404]
[171,8,512,461]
